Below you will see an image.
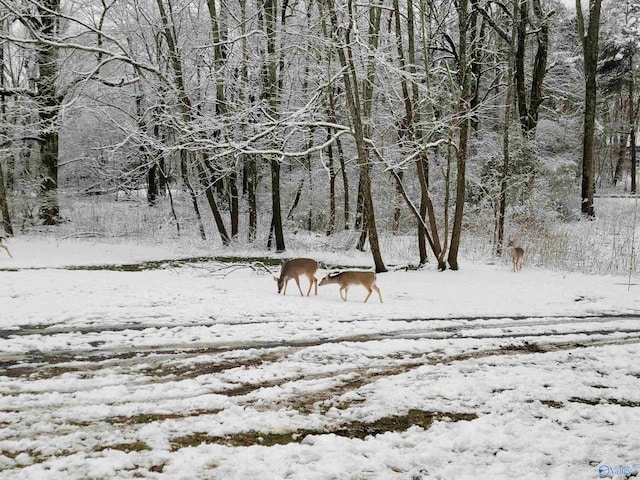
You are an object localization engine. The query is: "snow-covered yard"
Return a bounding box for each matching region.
[1,237,640,479]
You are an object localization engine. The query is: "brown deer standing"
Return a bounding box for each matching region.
[273,258,318,296]
[319,271,383,303]
[0,236,12,258]
[507,240,524,272]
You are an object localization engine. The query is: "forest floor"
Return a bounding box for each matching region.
[1,237,640,479]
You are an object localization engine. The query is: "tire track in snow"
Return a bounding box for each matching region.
[1,313,638,338]
[1,315,639,371]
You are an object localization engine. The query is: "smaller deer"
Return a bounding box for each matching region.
[507,240,524,272]
[274,258,318,296]
[0,236,12,258]
[319,271,383,303]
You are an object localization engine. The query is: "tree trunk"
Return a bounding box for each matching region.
[528,0,549,132]
[229,170,239,237]
[327,129,336,236]
[197,158,230,244]
[147,164,158,206]
[263,0,285,252]
[469,0,484,131]
[392,169,403,235]
[0,160,11,235]
[497,0,518,256]
[0,26,13,235]
[631,129,637,194]
[287,179,305,221]
[181,151,206,240]
[325,0,386,271]
[414,2,431,265]
[413,0,444,268]
[448,0,471,271]
[239,0,257,242]
[157,0,229,242]
[206,0,238,238]
[630,58,637,194]
[355,178,367,250]
[514,0,549,135]
[327,88,349,230]
[611,130,620,185]
[614,133,626,185]
[418,191,428,264]
[515,0,528,133]
[391,0,410,237]
[269,157,285,251]
[576,0,602,218]
[38,130,60,225]
[245,156,258,242]
[34,0,62,225]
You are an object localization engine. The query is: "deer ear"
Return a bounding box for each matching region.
[273,276,279,282]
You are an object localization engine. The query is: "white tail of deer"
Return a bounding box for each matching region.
[0,236,12,258]
[507,240,524,271]
[274,258,318,296]
[319,271,383,303]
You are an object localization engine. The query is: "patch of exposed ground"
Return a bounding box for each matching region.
[169,409,478,450]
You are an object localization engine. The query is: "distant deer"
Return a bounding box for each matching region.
[273,258,318,296]
[507,240,524,272]
[319,271,383,303]
[0,236,12,258]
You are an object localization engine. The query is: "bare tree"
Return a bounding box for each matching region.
[514,0,552,135]
[263,0,286,252]
[325,0,387,272]
[447,0,472,270]
[1,0,63,225]
[0,17,13,235]
[576,0,603,217]
[155,0,230,244]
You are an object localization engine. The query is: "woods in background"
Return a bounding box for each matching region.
[0,0,638,270]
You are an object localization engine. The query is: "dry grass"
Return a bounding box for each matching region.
[18,191,640,276]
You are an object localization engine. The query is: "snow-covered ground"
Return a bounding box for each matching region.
[1,237,640,479]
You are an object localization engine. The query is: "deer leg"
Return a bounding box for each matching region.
[363,287,372,303]
[340,287,347,301]
[305,274,316,296]
[373,284,383,303]
[295,278,304,296]
[1,245,11,258]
